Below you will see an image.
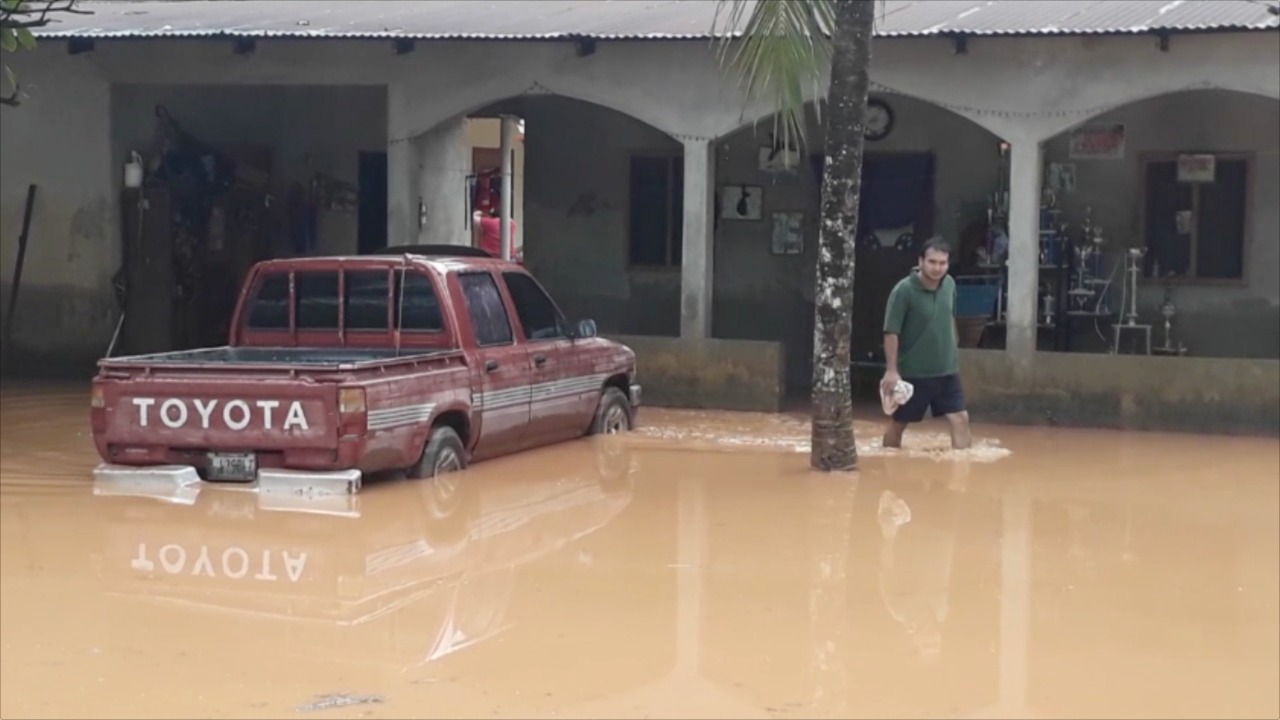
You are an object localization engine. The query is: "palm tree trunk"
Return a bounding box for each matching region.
[810,0,875,472]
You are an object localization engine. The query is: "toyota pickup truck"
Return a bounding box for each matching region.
[90,248,640,494]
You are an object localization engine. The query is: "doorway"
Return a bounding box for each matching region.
[358,151,388,254]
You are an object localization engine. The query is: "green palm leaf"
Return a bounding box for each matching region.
[713,0,836,158]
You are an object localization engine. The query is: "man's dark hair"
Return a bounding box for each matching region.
[920,237,951,258]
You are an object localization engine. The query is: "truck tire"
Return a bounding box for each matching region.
[414,425,468,479]
[589,387,633,435]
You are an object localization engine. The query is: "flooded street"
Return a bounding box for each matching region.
[2,385,1277,719]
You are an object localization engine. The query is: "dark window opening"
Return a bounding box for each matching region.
[503,271,564,341]
[628,154,683,266]
[393,270,445,332]
[459,272,514,347]
[246,273,290,330]
[296,271,340,330]
[1144,156,1247,280]
[345,270,390,331]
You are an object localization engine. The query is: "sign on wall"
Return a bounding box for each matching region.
[1177,154,1216,183]
[1068,123,1126,160]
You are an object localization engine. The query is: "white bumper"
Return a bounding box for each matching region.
[91,463,362,496]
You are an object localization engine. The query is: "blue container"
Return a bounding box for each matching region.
[956,284,999,317]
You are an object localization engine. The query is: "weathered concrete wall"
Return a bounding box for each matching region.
[1043,90,1280,359]
[960,349,1280,435]
[517,96,683,337]
[3,31,1276,375]
[0,47,114,370]
[609,334,786,412]
[413,115,468,247]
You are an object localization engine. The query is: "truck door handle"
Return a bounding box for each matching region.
[533,354,547,367]
[485,359,499,373]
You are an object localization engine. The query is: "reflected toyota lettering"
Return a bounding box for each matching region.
[131,542,308,583]
[131,398,310,431]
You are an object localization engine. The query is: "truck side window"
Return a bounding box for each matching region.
[503,271,565,341]
[246,273,290,330]
[296,271,340,330]
[394,270,444,332]
[345,270,389,331]
[458,272,513,347]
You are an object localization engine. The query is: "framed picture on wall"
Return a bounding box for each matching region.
[721,184,763,221]
[759,146,801,173]
[771,211,804,255]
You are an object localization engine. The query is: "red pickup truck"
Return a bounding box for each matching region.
[90,246,640,494]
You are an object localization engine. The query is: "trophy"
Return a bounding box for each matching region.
[1157,285,1188,355]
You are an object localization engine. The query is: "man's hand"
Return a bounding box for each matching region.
[880,370,901,396]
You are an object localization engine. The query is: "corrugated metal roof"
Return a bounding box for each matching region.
[31,0,1280,41]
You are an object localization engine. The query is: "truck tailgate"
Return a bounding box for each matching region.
[100,377,337,451]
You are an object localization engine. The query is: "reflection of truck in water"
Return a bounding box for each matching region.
[92,442,635,669]
[89,248,641,493]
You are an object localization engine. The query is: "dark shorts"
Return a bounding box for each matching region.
[892,373,966,424]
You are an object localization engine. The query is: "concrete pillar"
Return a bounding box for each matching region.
[499,115,515,260]
[1006,138,1043,367]
[387,139,415,247]
[412,115,469,247]
[680,138,715,338]
[387,86,415,247]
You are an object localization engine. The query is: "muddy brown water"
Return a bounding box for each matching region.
[1,384,1277,719]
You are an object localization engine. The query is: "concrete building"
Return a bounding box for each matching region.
[1,0,1277,432]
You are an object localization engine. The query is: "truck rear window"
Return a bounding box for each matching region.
[297,271,340,330]
[346,270,390,331]
[394,271,444,332]
[243,267,445,336]
[247,273,290,329]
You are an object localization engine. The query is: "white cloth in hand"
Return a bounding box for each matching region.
[880,380,914,415]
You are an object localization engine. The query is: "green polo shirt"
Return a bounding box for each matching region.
[883,270,958,379]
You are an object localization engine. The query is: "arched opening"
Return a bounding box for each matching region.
[399,94,685,336]
[1037,89,1279,359]
[712,93,1008,396]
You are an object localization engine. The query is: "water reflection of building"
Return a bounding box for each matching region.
[91,441,637,671]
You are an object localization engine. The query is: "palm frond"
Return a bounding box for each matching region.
[713,0,835,158]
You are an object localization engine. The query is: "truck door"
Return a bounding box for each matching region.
[500,270,597,445]
[456,271,531,461]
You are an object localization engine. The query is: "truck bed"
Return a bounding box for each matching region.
[100,346,455,369]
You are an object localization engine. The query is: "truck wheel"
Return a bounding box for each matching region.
[589,388,633,435]
[414,425,468,479]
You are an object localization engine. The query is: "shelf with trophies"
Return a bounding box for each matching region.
[974,189,1079,352]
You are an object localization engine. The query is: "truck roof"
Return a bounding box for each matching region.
[251,245,524,274]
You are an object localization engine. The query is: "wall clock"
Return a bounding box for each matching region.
[865,98,894,141]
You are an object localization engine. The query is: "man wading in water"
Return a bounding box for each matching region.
[880,238,972,450]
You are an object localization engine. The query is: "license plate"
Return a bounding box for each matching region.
[207,452,257,482]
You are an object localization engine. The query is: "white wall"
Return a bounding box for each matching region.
[1044,90,1280,357]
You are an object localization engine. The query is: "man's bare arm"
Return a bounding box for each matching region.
[884,333,900,375]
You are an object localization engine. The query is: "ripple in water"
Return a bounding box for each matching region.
[632,410,1012,463]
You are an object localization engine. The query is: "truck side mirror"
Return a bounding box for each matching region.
[572,318,597,340]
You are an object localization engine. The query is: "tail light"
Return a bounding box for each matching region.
[338,387,367,437]
[90,383,107,433]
